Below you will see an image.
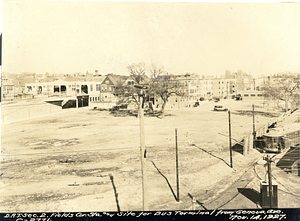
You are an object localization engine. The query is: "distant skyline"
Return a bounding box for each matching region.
[2,1,300,77]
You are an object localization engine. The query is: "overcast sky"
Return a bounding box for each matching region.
[2,1,300,77]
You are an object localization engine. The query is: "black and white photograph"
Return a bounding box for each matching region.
[1,1,300,219]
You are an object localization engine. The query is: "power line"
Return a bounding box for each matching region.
[271,175,300,200]
[204,158,263,209]
[216,169,256,210]
[204,161,256,207]
[253,162,263,180]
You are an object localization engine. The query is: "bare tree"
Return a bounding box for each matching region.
[127,62,147,85]
[262,77,300,111]
[149,65,186,115]
[115,63,148,107]
[115,63,186,116]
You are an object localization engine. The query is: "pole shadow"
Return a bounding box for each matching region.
[109,174,120,212]
[151,160,178,201]
[237,188,260,206]
[194,145,231,168]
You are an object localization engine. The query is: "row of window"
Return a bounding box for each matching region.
[90,97,100,102]
[27,84,109,92]
[90,84,114,92]
[243,93,263,97]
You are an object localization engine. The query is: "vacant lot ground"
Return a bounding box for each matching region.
[0,99,298,212]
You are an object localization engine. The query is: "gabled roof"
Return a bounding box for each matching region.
[102,75,128,86]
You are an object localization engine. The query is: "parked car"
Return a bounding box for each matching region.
[214,105,228,111]
[194,101,200,107]
[213,97,220,102]
[110,103,128,111]
[235,94,243,101]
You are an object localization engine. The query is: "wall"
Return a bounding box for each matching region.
[2,103,64,124]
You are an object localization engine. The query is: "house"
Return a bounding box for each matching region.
[1,80,14,100]
[100,74,127,102]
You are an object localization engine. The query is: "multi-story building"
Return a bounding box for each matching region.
[198,78,213,99]
[212,78,236,98]
[100,74,127,102]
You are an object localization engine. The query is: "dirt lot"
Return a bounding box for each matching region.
[0,99,298,212]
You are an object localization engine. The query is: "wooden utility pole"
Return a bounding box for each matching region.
[74,78,78,108]
[252,104,256,148]
[175,128,180,201]
[139,95,148,211]
[264,155,274,208]
[228,111,233,168]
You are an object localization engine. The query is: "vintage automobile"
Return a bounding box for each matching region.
[213,105,228,111]
[194,101,200,107]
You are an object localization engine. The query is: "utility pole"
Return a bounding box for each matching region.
[252,104,256,148]
[138,89,148,211]
[264,155,274,208]
[175,128,180,201]
[228,111,233,168]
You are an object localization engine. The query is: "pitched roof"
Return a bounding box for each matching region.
[103,75,128,85]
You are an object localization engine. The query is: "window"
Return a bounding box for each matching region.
[105,80,110,84]
[96,84,100,91]
[251,94,255,97]
[244,94,249,97]
[257,94,262,97]
[90,85,93,91]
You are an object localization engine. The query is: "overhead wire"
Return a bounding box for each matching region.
[204,158,261,209]
[271,175,300,200]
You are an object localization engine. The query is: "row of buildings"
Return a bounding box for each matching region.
[1,70,266,109]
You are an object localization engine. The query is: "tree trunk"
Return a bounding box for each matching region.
[161,100,167,113]
[159,99,168,118]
